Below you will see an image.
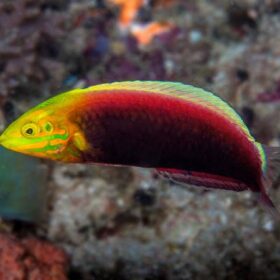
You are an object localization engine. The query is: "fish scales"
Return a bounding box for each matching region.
[71,90,260,189]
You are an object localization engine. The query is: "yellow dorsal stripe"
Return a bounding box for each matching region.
[87,81,249,134]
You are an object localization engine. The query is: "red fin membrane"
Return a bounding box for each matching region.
[156,168,248,192]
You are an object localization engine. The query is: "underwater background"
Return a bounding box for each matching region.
[0,0,280,279]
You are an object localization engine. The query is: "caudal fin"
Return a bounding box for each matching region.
[260,145,280,220]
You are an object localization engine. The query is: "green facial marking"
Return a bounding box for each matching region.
[29,143,63,153]
[31,132,68,144]
[44,122,53,133]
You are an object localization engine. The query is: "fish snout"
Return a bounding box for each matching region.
[0,133,8,146]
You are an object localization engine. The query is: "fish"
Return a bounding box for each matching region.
[0,81,279,217]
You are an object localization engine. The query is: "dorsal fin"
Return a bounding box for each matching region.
[87,81,250,135]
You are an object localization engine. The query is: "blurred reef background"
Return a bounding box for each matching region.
[1,0,280,279]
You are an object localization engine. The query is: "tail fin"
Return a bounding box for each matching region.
[259,145,280,220]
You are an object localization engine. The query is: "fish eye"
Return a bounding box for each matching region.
[44,121,53,133]
[21,123,39,137]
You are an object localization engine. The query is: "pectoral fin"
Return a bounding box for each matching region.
[73,132,88,152]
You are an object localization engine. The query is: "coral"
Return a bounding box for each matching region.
[0,233,68,280]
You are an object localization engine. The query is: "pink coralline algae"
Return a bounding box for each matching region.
[0,233,68,280]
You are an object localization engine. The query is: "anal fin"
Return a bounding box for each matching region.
[156,168,248,192]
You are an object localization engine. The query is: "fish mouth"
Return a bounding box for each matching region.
[0,133,64,158]
[0,134,37,157]
[0,133,26,153]
[0,134,17,151]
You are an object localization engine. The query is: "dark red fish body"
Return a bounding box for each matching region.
[1,81,279,216]
[73,90,261,190]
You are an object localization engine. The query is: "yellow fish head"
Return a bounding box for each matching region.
[0,107,83,162]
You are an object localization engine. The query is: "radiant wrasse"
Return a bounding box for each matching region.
[0,81,279,216]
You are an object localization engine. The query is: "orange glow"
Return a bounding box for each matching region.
[131,22,174,45]
[108,0,145,28]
